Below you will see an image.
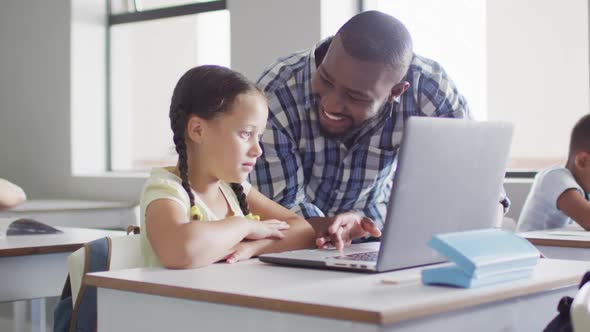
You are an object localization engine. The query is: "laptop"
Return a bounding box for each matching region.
[259,116,514,273]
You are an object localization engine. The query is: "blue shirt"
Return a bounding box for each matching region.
[250,39,508,229]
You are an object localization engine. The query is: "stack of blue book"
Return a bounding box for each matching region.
[421,229,540,288]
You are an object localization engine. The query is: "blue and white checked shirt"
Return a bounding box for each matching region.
[250,39,507,230]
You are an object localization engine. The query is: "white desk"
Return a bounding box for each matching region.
[0,220,123,331]
[0,199,138,229]
[87,259,590,331]
[519,224,590,260]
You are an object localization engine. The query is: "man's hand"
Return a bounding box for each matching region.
[308,212,382,251]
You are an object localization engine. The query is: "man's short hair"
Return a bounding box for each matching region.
[337,10,413,75]
[570,113,590,155]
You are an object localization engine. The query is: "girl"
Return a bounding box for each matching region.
[140,65,315,269]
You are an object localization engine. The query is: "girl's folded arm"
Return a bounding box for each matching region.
[145,198,253,269]
[244,188,316,256]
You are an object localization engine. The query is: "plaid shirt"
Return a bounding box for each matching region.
[251,39,507,229]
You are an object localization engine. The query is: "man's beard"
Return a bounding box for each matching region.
[312,94,351,139]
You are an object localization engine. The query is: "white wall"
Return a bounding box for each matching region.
[228,0,322,81]
[488,0,589,162]
[0,1,74,198]
[0,0,342,203]
[229,0,357,81]
[0,0,152,202]
[70,0,107,175]
[488,0,589,218]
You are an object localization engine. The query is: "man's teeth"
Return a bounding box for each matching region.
[324,110,344,121]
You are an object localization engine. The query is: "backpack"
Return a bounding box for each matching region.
[544,271,590,332]
[53,237,110,332]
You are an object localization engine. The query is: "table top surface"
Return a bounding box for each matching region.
[0,199,136,213]
[519,224,590,247]
[0,218,124,257]
[86,258,590,325]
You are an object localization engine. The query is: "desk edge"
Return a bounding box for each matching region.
[85,272,580,325]
[525,237,590,248]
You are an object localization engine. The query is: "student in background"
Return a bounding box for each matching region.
[140,65,315,269]
[517,114,590,232]
[0,178,26,210]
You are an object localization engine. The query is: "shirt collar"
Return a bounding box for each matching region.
[302,42,320,112]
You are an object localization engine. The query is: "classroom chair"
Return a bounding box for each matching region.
[544,271,590,331]
[68,234,143,305]
[572,278,590,331]
[54,233,144,332]
[500,217,517,232]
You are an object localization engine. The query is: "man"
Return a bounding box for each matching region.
[251,11,509,249]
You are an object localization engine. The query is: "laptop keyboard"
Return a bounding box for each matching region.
[334,251,379,262]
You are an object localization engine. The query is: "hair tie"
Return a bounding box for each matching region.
[245,213,260,221]
[190,205,204,220]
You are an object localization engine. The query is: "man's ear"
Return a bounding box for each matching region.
[186,115,206,144]
[387,81,410,102]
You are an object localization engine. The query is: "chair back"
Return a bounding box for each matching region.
[572,281,590,331]
[67,234,142,308]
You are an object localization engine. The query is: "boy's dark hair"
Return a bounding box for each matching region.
[569,114,590,157]
[169,65,260,219]
[337,10,413,75]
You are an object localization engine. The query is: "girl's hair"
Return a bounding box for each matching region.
[169,65,261,220]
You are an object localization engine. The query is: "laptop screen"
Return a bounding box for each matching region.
[376,117,513,271]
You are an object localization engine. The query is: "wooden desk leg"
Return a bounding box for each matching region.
[31,299,46,332]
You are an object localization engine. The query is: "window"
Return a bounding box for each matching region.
[111,0,219,14]
[108,0,229,172]
[364,0,589,174]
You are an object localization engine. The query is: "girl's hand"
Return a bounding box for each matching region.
[245,219,289,240]
[226,241,259,264]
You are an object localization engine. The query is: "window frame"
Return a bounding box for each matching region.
[108,1,227,25]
